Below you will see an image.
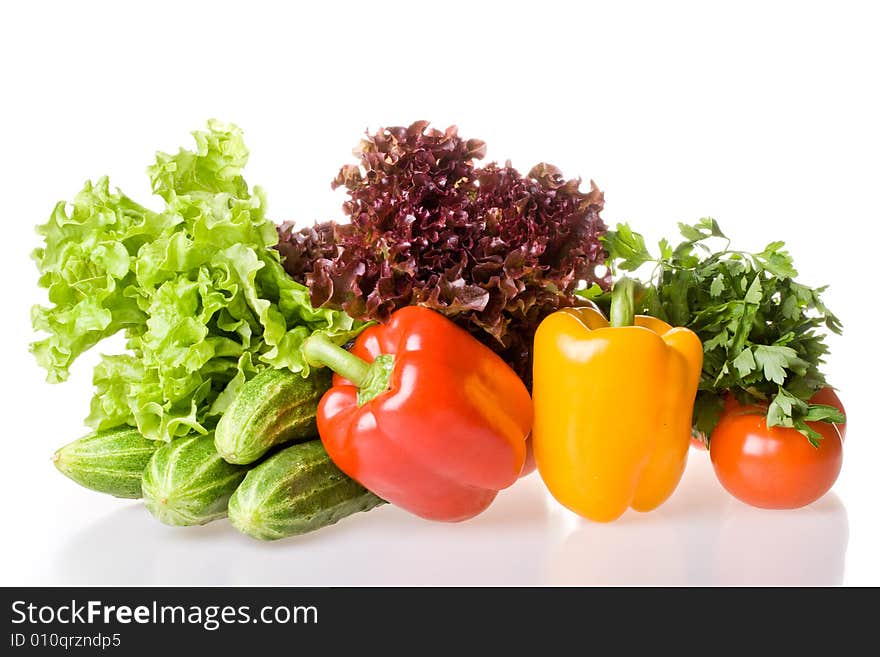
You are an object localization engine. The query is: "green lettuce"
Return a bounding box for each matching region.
[32,120,360,440]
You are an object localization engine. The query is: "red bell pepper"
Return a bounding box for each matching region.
[302,306,532,522]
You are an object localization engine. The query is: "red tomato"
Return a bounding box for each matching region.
[810,386,846,441]
[709,404,842,509]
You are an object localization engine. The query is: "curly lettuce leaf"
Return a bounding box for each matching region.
[30,178,167,382]
[32,121,360,440]
[277,122,609,388]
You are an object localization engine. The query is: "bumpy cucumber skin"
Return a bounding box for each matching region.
[142,434,248,527]
[215,368,332,465]
[229,440,385,540]
[53,428,161,499]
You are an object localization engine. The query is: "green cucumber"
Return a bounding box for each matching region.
[142,434,248,526]
[215,368,332,465]
[229,440,385,540]
[53,428,161,499]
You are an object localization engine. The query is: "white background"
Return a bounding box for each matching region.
[1,1,877,585]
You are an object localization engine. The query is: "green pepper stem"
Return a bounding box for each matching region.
[303,333,371,387]
[610,276,636,327]
[302,332,394,405]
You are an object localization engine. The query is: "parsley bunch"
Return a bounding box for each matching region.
[588,218,844,445]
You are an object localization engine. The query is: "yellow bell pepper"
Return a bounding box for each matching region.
[532,279,703,522]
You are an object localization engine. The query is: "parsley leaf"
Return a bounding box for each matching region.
[732,348,756,378]
[754,345,799,385]
[603,219,842,445]
[602,225,652,272]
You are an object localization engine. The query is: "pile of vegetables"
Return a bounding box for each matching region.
[573,220,846,514]
[33,120,846,540]
[598,219,843,444]
[38,123,377,537]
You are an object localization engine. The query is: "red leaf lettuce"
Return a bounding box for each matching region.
[277,121,610,386]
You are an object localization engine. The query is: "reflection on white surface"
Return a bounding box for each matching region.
[546,512,688,585]
[51,477,554,586]
[713,494,848,586]
[50,453,848,586]
[543,454,848,586]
